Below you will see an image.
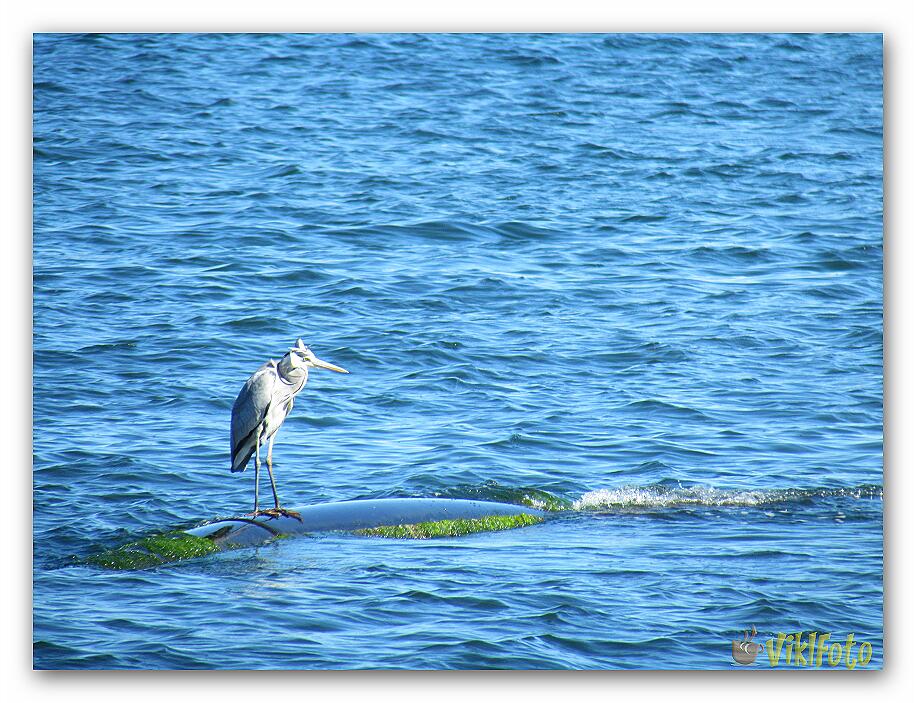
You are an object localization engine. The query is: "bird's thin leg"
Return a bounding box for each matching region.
[252,426,261,515]
[266,434,281,509]
[267,435,301,521]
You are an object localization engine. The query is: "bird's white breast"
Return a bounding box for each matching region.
[261,370,307,440]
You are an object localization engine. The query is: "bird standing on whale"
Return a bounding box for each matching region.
[230,339,349,518]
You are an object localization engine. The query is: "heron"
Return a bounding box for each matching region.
[230,339,349,519]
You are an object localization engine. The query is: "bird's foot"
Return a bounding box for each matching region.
[271,507,302,522]
[245,508,302,522]
[246,509,281,520]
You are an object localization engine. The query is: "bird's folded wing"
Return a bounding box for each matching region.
[230,362,277,457]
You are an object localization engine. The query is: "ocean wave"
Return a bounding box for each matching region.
[572,484,883,510]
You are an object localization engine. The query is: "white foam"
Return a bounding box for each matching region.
[573,485,776,510]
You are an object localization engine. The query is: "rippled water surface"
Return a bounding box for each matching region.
[33,33,883,669]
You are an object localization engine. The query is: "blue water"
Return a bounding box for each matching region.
[33,33,883,670]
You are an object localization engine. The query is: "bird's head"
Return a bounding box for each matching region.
[287,339,349,374]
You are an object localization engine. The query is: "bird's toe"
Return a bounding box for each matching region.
[248,509,280,519]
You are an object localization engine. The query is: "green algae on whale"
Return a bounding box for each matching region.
[353,513,543,539]
[85,532,220,570]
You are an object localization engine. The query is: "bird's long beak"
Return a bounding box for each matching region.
[312,356,349,374]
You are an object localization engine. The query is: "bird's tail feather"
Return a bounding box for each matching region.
[230,447,253,473]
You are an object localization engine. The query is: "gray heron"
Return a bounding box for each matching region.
[230,339,348,518]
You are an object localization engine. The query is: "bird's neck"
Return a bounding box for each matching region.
[277,362,308,390]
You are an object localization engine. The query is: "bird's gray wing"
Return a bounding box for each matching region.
[230,361,278,465]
